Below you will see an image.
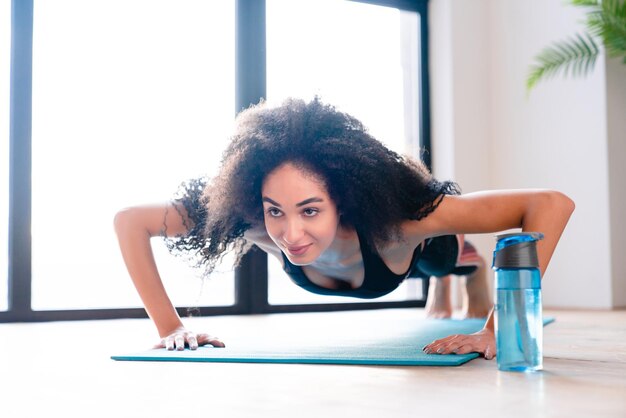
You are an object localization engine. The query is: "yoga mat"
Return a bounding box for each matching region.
[112,317,554,366]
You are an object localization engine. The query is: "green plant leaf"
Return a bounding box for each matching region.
[527,32,599,91]
[570,0,599,7]
[527,0,626,92]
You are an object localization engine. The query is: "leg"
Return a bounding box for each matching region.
[420,235,490,319]
[461,253,493,318]
[424,275,453,319]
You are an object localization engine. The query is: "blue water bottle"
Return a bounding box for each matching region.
[493,232,544,372]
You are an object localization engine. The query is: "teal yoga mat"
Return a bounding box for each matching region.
[111,317,554,366]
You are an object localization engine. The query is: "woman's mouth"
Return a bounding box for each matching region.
[286,244,312,256]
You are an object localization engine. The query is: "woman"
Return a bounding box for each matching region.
[114,97,574,359]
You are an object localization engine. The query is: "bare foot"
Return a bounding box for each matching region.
[425,276,453,319]
[462,257,493,318]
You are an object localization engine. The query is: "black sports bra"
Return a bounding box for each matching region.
[281,230,424,299]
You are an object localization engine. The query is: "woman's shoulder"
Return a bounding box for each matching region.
[376,197,460,269]
[398,213,441,245]
[243,226,282,258]
[397,193,463,243]
[243,225,269,241]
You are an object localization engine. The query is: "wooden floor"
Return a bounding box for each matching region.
[1,308,625,418]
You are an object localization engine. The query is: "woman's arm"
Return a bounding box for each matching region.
[417,189,575,358]
[114,203,224,349]
[418,189,575,276]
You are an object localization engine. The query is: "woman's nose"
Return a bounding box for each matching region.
[282,219,305,244]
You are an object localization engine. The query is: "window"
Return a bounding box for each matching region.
[1,0,9,311]
[266,0,424,305]
[29,0,235,310]
[3,0,431,322]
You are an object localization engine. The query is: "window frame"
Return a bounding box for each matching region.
[1,0,431,323]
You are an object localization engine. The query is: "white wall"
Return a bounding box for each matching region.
[429,0,625,308]
[429,0,495,307]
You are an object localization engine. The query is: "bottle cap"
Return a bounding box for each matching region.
[492,232,543,269]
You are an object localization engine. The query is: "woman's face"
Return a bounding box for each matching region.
[261,163,340,266]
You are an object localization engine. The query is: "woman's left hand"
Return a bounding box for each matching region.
[422,327,496,360]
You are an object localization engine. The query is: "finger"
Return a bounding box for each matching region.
[175,335,185,351]
[423,338,450,353]
[438,336,477,354]
[424,338,458,354]
[484,345,496,360]
[197,334,226,348]
[165,337,175,351]
[423,342,448,354]
[423,334,463,350]
[207,338,226,348]
[452,344,476,355]
[423,341,444,354]
[186,334,198,350]
[436,342,462,354]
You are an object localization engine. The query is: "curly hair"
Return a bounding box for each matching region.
[187,97,460,274]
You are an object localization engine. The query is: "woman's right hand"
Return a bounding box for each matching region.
[155,327,226,351]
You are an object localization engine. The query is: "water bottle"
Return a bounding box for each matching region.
[492,232,544,372]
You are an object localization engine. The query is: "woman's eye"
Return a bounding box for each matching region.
[267,208,282,217]
[303,208,319,217]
